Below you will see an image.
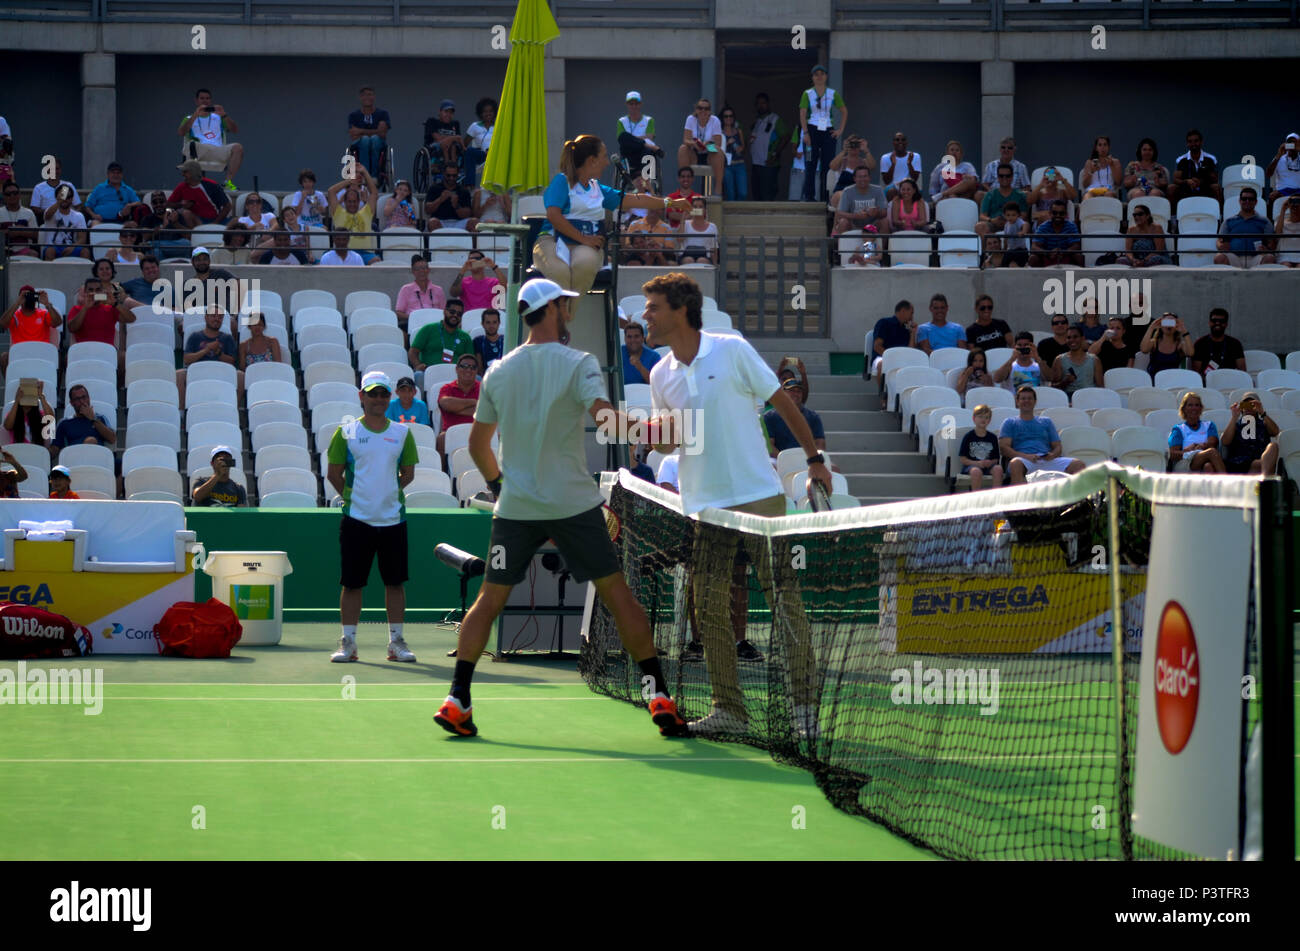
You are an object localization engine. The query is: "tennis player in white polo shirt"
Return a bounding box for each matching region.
[643,272,830,737]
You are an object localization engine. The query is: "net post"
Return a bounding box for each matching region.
[1107,473,1133,860]
[1257,477,1295,860]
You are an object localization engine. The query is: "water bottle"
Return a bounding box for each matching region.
[1139,175,1149,194]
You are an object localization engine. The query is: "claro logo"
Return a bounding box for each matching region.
[1154,601,1199,755]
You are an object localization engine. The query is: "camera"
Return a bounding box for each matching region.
[1162,318,1176,328]
[1017,346,1030,354]
[22,290,37,309]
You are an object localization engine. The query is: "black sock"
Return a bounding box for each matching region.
[451,660,476,707]
[637,657,669,697]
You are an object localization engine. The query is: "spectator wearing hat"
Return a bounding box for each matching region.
[436,354,482,465]
[764,377,826,456]
[326,370,420,664]
[84,162,143,225]
[41,185,89,260]
[423,99,464,168]
[1,287,62,371]
[799,65,847,203]
[347,86,391,179]
[1266,133,1300,202]
[29,159,81,218]
[193,447,246,506]
[188,246,241,315]
[616,91,663,180]
[169,159,233,227]
[177,88,243,192]
[386,376,431,427]
[1220,392,1279,476]
[48,466,79,500]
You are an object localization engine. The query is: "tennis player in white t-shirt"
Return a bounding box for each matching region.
[643,272,829,737]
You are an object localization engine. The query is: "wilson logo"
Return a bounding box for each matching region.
[2,615,65,639]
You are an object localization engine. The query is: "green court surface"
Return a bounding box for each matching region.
[0,624,933,861]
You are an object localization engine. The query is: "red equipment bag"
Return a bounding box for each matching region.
[155,598,243,658]
[0,602,93,658]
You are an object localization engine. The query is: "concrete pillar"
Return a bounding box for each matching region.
[700,57,716,108]
[981,60,1014,170]
[82,53,116,186]
[545,54,565,181]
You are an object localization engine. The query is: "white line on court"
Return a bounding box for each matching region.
[91,697,604,702]
[0,756,774,765]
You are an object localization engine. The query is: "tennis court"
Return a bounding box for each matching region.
[0,622,934,861]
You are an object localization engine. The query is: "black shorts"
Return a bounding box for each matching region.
[1224,456,1258,475]
[339,515,409,589]
[485,507,621,586]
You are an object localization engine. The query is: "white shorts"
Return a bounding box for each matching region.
[1218,252,1269,269]
[871,355,885,376]
[1016,456,1077,474]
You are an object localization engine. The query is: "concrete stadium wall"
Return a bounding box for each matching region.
[829,268,1300,356]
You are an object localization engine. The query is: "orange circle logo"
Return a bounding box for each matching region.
[1154,601,1199,754]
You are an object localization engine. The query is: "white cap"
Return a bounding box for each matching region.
[50,465,72,478]
[210,446,235,462]
[360,370,393,393]
[626,91,642,102]
[191,246,211,258]
[518,278,578,315]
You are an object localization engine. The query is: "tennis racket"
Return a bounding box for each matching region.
[602,503,622,543]
[807,478,833,513]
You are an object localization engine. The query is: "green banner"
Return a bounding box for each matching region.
[232,584,274,621]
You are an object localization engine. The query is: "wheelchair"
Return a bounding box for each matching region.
[347,137,395,191]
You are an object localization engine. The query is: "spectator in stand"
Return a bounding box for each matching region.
[991,201,1030,268]
[347,86,391,179]
[1088,316,1135,373]
[1115,203,1170,267]
[41,185,89,260]
[828,136,876,202]
[666,165,701,229]
[917,294,967,355]
[617,91,664,183]
[319,230,365,266]
[679,98,725,199]
[959,405,1004,492]
[450,251,504,311]
[1123,138,1170,200]
[1215,187,1276,267]
[121,255,163,306]
[471,182,510,231]
[256,207,310,264]
[106,226,144,266]
[764,377,825,454]
[423,99,464,168]
[799,66,847,203]
[424,163,474,232]
[237,311,283,371]
[1,286,61,374]
[748,93,788,202]
[965,294,1012,350]
[1140,312,1193,381]
[1190,307,1246,380]
[90,257,143,310]
[237,192,275,235]
[1276,194,1300,266]
[48,467,79,499]
[879,131,922,200]
[53,383,115,456]
[888,178,929,233]
[1079,135,1123,198]
[1220,392,1279,476]
[677,196,718,264]
[719,106,749,201]
[1170,129,1220,204]
[137,191,191,261]
[1029,199,1083,267]
[211,222,252,265]
[256,230,300,266]
[381,180,420,231]
[435,354,481,465]
[285,170,328,228]
[30,160,81,217]
[67,275,134,348]
[869,300,917,402]
[1168,392,1224,474]
[1027,166,1077,225]
[1037,314,1070,369]
[959,347,996,397]
[1266,133,1300,203]
[624,205,674,266]
[994,334,1047,391]
[396,255,446,335]
[976,138,1031,202]
[327,167,379,263]
[846,225,883,267]
[1050,324,1103,395]
[831,165,889,236]
[0,181,38,256]
[1075,300,1105,344]
[84,161,141,224]
[975,164,1028,249]
[0,450,26,498]
[178,88,244,192]
[409,298,473,386]
[463,98,497,188]
[474,308,504,374]
[1000,385,1086,485]
[386,376,431,427]
[169,160,232,227]
[3,381,53,448]
[192,447,247,507]
[178,303,241,398]
[928,140,978,202]
[188,247,240,314]
[621,320,660,388]
[0,115,11,184]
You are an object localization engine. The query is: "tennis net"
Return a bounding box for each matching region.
[580,467,1290,860]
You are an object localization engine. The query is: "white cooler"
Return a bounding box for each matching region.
[203,551,294,645]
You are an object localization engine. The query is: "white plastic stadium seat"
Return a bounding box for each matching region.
[407,309,443,341]
[128,401,182,430]
[1070,388,1123,414]
[247,378,301,409]
[252,422,308,453]
[186,361,238,388]
[933,198,979,234]
[343,291,392,317]
[289,289,338,316]
[404,490,460,509]
[937,232,980,268]
[303,362,357,392]
[188,421,242,452]
[253,444,312,479]
[963,386,1014,410]
[58,443,115,471]
[443,423,472,459]
[1090,407,1144,435]
[886,231,930,267]
[880,347,928,376]
[928,349,968,373]
[1152,369,1202,393]
[299,341,352,369]
[885,365,945,411]
[258,468,319,499]
[1111,426,1168,471]
[185,402,240,432]
[1205,368,1254,394]
[352,323,406,352]
[1125,387,1177,415]
[1257,369,1300,394]
[1059,426,1111,465]
[1244,350,1281,377]
[1032,388,1069,409]
[124,467,184,500]
[258,490,317,508]
[124,421,181,452]
[65,466,115,499]
[1039,407,1090,431]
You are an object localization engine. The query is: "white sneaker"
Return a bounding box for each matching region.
[387,637,417,663]
[688,705,749,735]
[793,704,820,741]
[331,634,358,663]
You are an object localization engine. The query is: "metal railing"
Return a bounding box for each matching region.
[832,0,1298,30]
[721,234,830,337]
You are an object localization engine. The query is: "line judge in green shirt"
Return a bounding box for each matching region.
[407,297,473,389]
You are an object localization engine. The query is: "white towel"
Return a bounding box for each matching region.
[19,519,75,542]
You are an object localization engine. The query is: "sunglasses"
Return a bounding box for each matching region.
[1051,320,1068,326]
[1240,196,1257,202]
[997,173,1012,178]
[977,305,993,311]
[1133,211,1148,217]
[696,106,711,111]
[457,363,477,370]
